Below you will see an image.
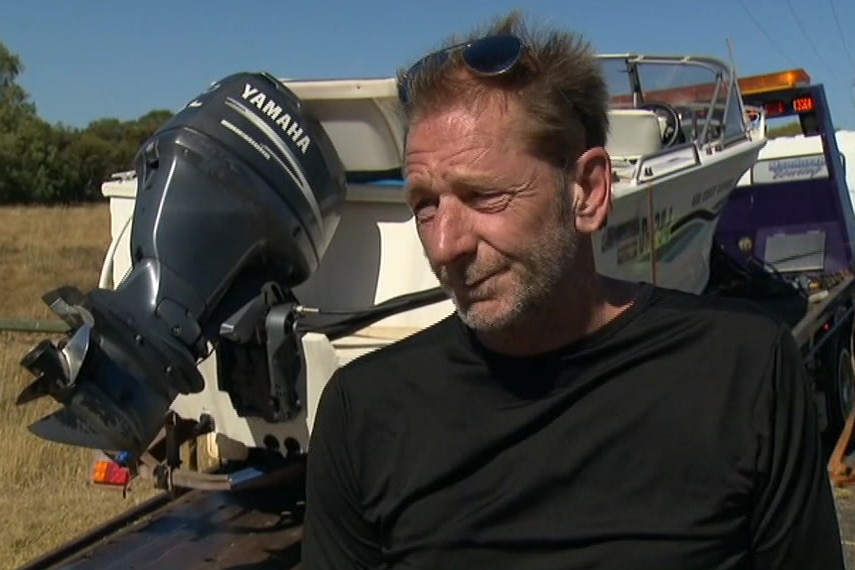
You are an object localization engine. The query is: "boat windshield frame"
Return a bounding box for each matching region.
[597,54,749,149]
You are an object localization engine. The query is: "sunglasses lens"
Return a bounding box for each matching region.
[398,51,451,104]
[399,35,524,104]
[397,80,409,105]
[462,35,523,75]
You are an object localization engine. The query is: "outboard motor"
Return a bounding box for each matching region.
[15,72,348,460]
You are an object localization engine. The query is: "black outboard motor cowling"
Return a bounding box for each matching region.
[16,72,348,458]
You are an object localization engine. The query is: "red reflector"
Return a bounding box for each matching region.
[764,101,786,116]
[92,460,131,486]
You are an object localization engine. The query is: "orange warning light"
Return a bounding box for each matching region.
[739,69,811,96]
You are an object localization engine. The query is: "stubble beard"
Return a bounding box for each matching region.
[434,195,580,333]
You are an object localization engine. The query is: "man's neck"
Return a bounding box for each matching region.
[474,273,643,357]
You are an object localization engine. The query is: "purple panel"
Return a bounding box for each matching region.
[715,179,852,274]
[755,222,846,272]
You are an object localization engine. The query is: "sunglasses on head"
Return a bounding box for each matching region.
[397,34,527,105]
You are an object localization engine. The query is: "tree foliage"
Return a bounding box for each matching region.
[0,38,174,204]
[766,121,805,138]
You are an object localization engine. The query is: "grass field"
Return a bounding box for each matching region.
[0,204,160,569]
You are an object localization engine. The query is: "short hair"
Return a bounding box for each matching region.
[396,11,610,171]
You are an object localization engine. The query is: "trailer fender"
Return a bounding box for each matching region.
[827,317,855,487]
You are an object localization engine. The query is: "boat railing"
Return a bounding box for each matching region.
[635,142,701,184]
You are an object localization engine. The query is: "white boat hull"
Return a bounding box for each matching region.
[595,139,766,293]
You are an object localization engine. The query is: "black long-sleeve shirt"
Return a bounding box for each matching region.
[302,283,845,569]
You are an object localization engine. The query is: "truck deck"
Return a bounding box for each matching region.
[792,275,855,348]
[17,473,855,570]
[19,475,307,570]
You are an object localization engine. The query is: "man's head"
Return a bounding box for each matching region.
[398,12,613,334]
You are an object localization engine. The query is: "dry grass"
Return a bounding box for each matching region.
[0,204,160,570]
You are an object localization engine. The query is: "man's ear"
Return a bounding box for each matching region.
[572,147,612,234]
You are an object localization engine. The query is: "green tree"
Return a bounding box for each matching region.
[767,121,804,138]
[0,38,76,203]
[0,36,174,204]
[0,40,34,118]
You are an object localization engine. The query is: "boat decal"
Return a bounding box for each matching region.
[604,208,721,266]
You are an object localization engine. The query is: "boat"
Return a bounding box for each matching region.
[96,54,767,456]
[279,53,766,303]
[566,54,765,293]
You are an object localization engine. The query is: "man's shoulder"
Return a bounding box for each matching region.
[645,284,792,344]
[650,284,784,322]
[336,313,462,379]
[637,286,802,399]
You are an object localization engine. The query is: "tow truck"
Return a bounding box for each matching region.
[710,68,855,481]
[14,66,855,568]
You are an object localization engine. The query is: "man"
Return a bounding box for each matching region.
[302,11,845,570]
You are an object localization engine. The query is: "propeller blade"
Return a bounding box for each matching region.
[15,377,53,406]
[27,409,120,451]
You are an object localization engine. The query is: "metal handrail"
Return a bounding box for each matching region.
[0,318,70,333]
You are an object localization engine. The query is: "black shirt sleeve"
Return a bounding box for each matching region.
[749,325,846,569]
[302,371,383,570]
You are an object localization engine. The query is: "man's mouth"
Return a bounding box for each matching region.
[465,273,495,288]
[437,264,506,292]
[443,271,501,294]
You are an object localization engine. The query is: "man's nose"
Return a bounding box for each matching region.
[424,197,478,267]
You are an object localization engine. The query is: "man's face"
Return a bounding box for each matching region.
[404,95,582,332]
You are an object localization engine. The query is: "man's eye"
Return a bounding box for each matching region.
[412,198,438,222]
[469,192,513,212]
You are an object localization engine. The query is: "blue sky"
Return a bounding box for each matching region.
[2,0,854,129]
